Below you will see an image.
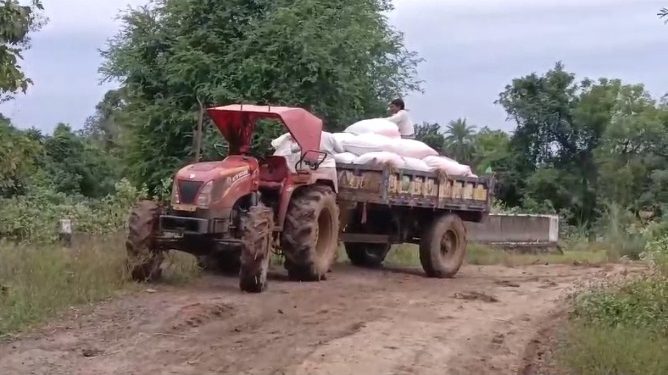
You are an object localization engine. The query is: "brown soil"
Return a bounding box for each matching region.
[0,262,633,375]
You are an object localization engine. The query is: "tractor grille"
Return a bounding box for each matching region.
[177,180,203,204]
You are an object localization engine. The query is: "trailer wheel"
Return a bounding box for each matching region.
[344,243,391,268]
[281,185,339,281]
[239,204,274,293]
[419,214,467,278]
[126,200,164,282]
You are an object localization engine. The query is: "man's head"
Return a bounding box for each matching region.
[388,98,405,114]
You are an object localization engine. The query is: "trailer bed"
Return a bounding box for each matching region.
[335,163,493,214]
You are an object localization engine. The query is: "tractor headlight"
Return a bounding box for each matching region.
[171,179,180,204]
[195,178,233,209]
[196,181,214,208]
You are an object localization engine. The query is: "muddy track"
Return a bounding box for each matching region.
[0,263,630,375]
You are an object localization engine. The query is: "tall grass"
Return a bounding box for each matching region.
[0,235,199,337]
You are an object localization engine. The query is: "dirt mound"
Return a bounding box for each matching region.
[166,302,235,332]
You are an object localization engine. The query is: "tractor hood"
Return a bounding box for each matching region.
[175,160,250,183]
[207,104,323,162]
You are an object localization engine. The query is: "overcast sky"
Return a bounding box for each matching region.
[1,0,666,133]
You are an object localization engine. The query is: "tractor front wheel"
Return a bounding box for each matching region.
[126,200,164,282]
[239,204,275,293]
[281,185,340,281]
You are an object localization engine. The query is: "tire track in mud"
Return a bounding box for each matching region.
[0,263,632,375]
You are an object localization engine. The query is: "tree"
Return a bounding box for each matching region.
[660,7,667,21]
[101,0,422,191]
[443,118,476,164]
[82,88,127,152]
[0,0,45,102]
[471,127,510,173]
[496,62,668,228]
[0,115,42,196]
[414,122,445,152]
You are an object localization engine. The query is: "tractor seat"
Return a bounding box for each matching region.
[259,156,289,190]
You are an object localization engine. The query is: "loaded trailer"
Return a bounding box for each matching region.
[336,163,494,277]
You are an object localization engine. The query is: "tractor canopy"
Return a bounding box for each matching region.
[207,104,323,162]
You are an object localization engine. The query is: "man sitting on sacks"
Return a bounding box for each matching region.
[385,98,415,139]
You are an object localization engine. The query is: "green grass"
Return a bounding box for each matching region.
[560,323,668,375]
[0,235,199,337]
[559,276,668,375]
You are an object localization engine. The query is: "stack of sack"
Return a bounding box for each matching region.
[271,118,477,178]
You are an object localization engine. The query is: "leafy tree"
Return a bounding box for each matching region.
[471,127,510,173]
[0,115,41,196]
[82,88,127,152]
[414,122,445,152]
[443,118,476,164]
[0,0,45,102]
[496,62,668,229]
[39,124,121,198]
[101,0,422,191]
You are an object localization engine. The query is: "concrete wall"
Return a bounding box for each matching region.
[465,214,559,244]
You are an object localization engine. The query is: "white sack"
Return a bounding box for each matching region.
[334,152,358,164]
[402,157,431,172]
[320,132,345,155]
[332,132,357,145]
[423,155,473,177]
[353,152,404,169]
[271,133,294,156]
[340,133,395,156]
[344,118,401,139]
[388,138,438,159]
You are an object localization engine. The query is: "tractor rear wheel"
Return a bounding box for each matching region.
[281,185,339,281]
[344,243,391,268]
[419,214,467,278]
[126,200,164,282]
[239,204,274,293]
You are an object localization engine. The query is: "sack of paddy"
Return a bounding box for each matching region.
[343,118,401,139]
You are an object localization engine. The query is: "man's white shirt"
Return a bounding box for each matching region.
[386,110,414,136]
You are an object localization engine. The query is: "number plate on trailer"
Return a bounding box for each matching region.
[172,203,197,212]
[161,231,184,239]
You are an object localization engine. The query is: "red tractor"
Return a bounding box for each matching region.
[126,105,340,293]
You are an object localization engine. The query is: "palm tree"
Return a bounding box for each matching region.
[444,118,476,164]
[660,8,668,20]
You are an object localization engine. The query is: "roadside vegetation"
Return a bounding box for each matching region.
[557,220,668,375]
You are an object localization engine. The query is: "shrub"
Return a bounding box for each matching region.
[571,277,668,335]
[0,178,147,243]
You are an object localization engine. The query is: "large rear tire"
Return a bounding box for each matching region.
[126,200,164,282]
[419,214,467,278]
[239,204,274,293]
[281,185,339,281]
[344,243,390,268]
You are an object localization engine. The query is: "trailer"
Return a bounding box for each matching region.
[336,163,494,277]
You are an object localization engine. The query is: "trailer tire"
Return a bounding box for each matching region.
[419,214,467,278]
[281,185,339,281]
[126,200,164,282]
[344,243,390,268]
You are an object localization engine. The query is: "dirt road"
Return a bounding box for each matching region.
[0,262,627,375]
